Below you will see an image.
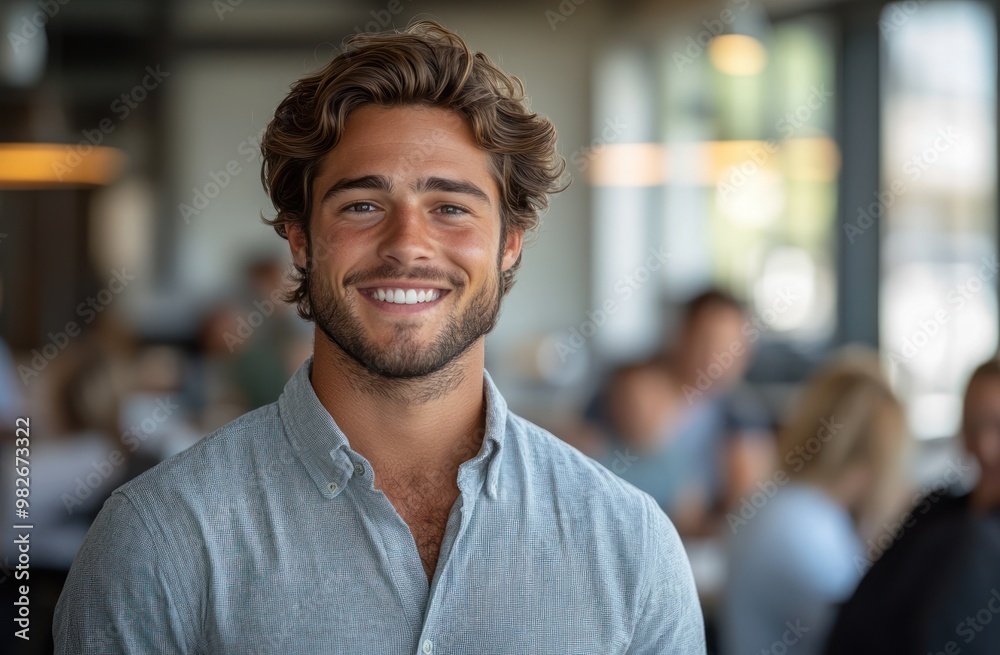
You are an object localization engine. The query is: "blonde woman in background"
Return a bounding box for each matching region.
[719,348,909,655]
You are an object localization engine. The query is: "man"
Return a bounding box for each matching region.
[54,21,705,653]
[581,290,773,536]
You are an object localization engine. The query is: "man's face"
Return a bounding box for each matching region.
[288,104,522,379]
[678,304,750,388]
[963,374,1000,480]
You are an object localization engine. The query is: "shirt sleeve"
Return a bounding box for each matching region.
[628,496,707,654]
[53,491,193,654]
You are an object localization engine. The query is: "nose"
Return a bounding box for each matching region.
[376,203,436,267]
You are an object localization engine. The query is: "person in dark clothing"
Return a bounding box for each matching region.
[824,356,1000,655]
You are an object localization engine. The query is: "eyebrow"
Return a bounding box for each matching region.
[319,175,492,208]
[319,175,392,207]
[415,177,492,207]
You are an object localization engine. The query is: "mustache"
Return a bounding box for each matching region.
[341,264,464,290]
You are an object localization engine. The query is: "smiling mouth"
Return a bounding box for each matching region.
[358,287,452,313]
[361,287,446,304]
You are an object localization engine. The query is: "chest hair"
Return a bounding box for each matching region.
[377,465,461,580]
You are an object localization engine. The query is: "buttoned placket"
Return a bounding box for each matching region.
[325,444,465,639]
[279,360,510,651]
[331,440,491,655]
[314,445,436,643]
[415,458,487,655]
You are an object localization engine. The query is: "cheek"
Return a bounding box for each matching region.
[313,226,363,269]
[442,230,501,277]
[967,427,1000,465]
[977,432,1000,466]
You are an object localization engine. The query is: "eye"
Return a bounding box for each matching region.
[341,201,380,214]
[436,204,470,216]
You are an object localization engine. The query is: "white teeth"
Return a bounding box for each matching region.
[369,288,442,304]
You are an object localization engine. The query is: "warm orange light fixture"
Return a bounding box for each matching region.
[587,143,668,186]
[0,143,125,189]
[708,34,768,76]
[587,138,840,187]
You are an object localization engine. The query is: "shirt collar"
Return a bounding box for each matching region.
[278,355,508,501]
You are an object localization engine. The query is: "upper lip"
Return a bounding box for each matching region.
[357,281,452,291]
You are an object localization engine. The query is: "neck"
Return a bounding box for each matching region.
[309,327,488,475]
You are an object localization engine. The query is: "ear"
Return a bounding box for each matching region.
[286,217,309,270]
[500,227,524,273]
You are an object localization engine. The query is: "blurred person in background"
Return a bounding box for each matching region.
[0,275,25,425]
[719,348,909,655]
[228,255,313,409]
[184,258,312,433]
[582,288,774,536]
[186,301,256,431]
[824,355,1000,655]
[124,344,203,462]
[1,311,137,655]
[963,359,1000,514]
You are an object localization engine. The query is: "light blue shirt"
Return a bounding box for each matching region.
[720,483,864,655]
[54,356,705,654]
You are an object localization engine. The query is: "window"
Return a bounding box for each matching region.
[589,13,840,362]
[879,0,998,439]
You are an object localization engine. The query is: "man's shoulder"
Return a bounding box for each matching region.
[504,411,697,615]
[505,410,664,524]
[114,402,285,503]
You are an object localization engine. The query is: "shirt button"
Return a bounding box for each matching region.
[354,463,365,477]
[328,482,338,493]
[422,639,433,654]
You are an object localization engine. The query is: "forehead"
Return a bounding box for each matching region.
[689,303,743,331]
[315,104,496,190]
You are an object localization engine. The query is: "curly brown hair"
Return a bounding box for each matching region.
[260,20,568,322]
